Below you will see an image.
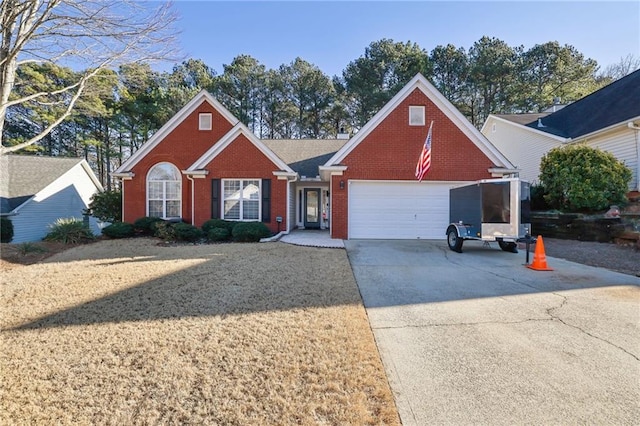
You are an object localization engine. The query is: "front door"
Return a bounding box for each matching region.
[304,188,321,229]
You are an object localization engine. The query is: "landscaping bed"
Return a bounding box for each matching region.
[0,239,399,425]
[537,237,639,277]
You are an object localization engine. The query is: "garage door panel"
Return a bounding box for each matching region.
[348,181,453,239]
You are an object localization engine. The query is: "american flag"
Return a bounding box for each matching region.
[415,121,433,182]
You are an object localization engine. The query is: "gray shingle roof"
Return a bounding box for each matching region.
[525,69,640,138]
[262,139,349,178]
[494,113,550,126]
[0,155,84,213]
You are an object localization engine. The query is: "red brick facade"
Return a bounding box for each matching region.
[330,89,496,239]
[118,79,509,240]
[191,134,288,232]
[121,100,287,234]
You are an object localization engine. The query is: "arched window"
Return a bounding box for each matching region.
[147,162,181,219]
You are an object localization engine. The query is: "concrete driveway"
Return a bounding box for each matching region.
[345,240,640,425]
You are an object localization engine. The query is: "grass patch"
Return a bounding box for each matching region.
[0,239,399,425]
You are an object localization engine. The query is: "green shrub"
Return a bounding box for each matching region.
[231,221,271,242]
[44,218,95,244]
[89,190,122,223]
[202,219,235,234]
[152,221,177,241]
[17,242,47,255]
[102,222,135,239]
[540,145,633,212]
[134,216,164,235]
[207,227,230,242]
[530,183,551,211]
[1,217,14,243]
[173,223,204,242]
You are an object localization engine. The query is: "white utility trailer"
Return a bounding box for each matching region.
[446,177,534,253]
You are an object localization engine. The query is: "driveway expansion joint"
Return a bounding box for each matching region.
[373,318,554,330]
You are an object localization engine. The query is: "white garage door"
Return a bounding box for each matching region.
[348,180,457,239]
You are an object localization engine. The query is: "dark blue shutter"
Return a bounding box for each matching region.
[261,179,271,223]
[211,179,220,219]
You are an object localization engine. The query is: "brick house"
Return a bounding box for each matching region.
[113,73,516,240]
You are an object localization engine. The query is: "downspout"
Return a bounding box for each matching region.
[120,178,125,223]
[186,175,195,225]
[628,122,640,191]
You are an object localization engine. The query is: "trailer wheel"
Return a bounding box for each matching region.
[498,241,518,253]
[447,228,463,253]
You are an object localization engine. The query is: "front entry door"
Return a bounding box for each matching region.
[304,188,321,229]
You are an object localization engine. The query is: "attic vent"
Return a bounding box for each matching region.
[409,106,425,126]
[537,118,546,128]
[199,113,212,130]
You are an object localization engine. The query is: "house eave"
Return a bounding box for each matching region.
[488,167,521,178]
[111,172,135,180]
[273,171,298,180]
[568,115,640,142]
[182,170,208,178]
[78,160,104,191]
[319,165,348,181]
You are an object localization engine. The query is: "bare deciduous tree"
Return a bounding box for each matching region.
[600,54,640,81]
[0,0,180,154]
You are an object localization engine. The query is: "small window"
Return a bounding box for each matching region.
[492,123,496,133]
[409,106,425,126]
[199,113,212,130]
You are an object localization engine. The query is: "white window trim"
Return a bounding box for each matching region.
[409,105,425,126]
[146,162,182,219]
[221,178,262,221]
[199,113,212,130]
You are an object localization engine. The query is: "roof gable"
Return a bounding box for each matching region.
[325,73,513,169]
[1,155,102,213]
[483,114,567,142]
[262,139,348,178]
[491,113,550,126]
[113,90,239,174]
[528,69,640,139]
[187,124,295,173]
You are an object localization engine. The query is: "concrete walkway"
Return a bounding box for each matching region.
[279,229,344,248]
[345,239,640,426]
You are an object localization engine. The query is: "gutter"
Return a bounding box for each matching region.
[567,115,640,143]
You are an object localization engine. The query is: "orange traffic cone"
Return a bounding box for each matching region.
[527,235,554,271]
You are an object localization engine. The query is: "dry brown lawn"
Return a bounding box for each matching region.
[0,238,400,425]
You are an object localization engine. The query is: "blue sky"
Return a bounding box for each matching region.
[162,1,639,77]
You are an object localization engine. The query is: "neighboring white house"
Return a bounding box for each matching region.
[482,69,640,190]
[0,155,104,243]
